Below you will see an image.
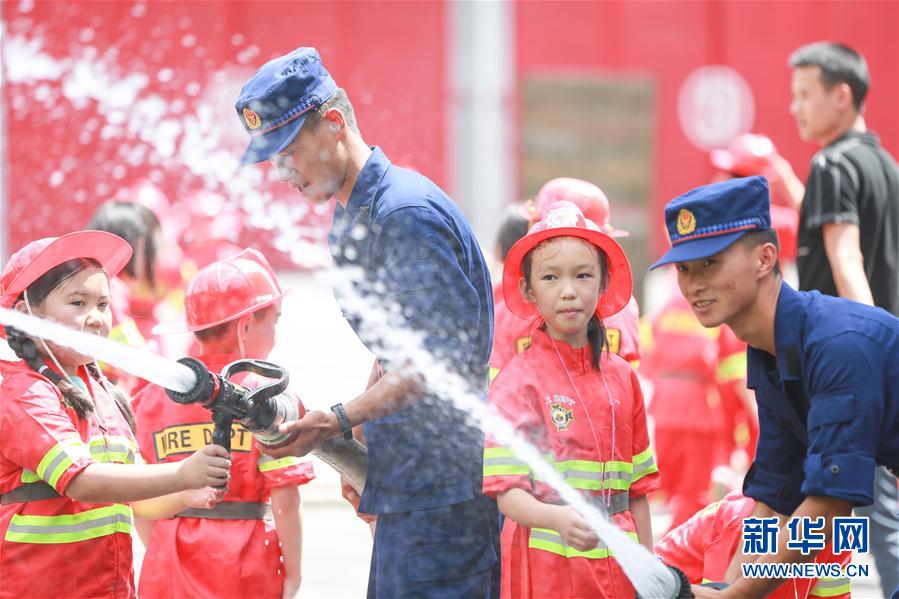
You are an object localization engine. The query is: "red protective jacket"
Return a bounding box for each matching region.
[132,353,315,599]
[0,359,139,598]
[490,295,641,381]
[656,491,851,598]
[484,329,660,599]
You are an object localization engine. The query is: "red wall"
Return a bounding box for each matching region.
[516,0,899,257]
[2,1,447,266]
[3,1,897,265]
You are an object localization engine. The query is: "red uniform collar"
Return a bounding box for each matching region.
[530,328,594,376]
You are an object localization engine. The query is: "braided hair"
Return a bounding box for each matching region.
[4,258,136,432]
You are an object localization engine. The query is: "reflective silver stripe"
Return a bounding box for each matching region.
[40,450,72,486]
[529,528,614,553]
[632,452,658,480]
[560,469,632,483]
[483,457,529,467]
[6,511,131,536]
[89,443,136,463]
[531,528,604,547]
[89,436,138,464]
[811,577,851,590]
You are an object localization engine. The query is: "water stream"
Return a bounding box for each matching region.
[0,307,195,393]
[321,265,680,598]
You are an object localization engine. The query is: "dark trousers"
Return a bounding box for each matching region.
[854,467,899,598]
[367,494,501,599]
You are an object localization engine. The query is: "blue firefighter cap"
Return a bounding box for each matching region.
[651,175,772,269]
[235,47,337,165]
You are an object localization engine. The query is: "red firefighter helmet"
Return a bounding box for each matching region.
[1,231,132,339]
[1,231,132,309]
[534,177,629,238]
[503,201,632,320]
[153,248,287,334]
[710,133,781,183]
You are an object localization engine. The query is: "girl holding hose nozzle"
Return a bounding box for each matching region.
[483,202,661,598]
[0,231,231,599]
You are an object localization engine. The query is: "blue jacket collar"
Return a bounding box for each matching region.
[747,281,805,386]
[342,146,390,219]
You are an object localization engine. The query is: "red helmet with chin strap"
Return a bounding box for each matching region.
[534,177,629,238]
[153,248,287,334]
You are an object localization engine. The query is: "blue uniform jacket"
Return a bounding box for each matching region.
[743,282,899,515]
[328,147,494,514]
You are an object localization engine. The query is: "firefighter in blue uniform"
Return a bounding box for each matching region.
[234,47,500,598]
[650,176,899,599]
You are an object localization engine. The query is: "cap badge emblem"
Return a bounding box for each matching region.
[676,209,697,236]
[243,108,261,130]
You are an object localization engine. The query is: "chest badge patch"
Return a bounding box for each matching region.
[549,403,575,431]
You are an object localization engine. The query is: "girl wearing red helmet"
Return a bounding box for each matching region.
[133,248,315,599]
[0,231,231,599]
[482,202,660,598]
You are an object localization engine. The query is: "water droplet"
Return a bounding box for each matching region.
[230,33,245,46]
[157,68,174,83]
[130,2,146,17]
[48,171,63,187]
[351,223,368,240]
[79,28,95,43]
[181,34,196,48]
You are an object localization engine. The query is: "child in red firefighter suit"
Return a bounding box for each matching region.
[132,248,315,599]
[0,231,230,599]
[483,201,660,599]
[656,490,851,598]
[490,178,642,383]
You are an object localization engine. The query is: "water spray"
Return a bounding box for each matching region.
[0,307,367,492]
[0,306,196,392]
[323,266,692,598]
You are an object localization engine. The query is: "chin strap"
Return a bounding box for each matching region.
[23,289,75,385]
[236,315,250,359]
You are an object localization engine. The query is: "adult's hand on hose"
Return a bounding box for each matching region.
[261,410,340,458]
[341,474,377,526]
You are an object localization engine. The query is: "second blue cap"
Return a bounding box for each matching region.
[651,175,772,269]
[235,47,337,165]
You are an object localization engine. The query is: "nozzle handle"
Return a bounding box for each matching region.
[211,410,232,491]
[220,359,289,403]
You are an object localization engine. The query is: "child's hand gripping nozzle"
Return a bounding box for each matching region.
[165,357,368,493]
